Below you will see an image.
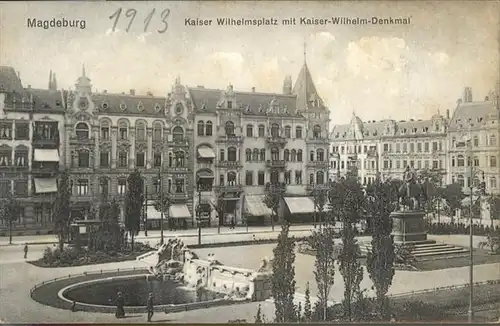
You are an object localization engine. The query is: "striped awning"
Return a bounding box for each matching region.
[34,149,59,162]
[169,204,191,219]
[197,147,215,159]
[244,195,272,216]
[284,197,315,214]
[146,206,163,220]
[34,177,58,194]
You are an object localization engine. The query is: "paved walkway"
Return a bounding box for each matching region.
[0,224,314,246]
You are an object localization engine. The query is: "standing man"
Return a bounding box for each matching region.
[23,243,28,259]
[147,293,154,322]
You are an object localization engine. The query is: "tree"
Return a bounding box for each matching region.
[271,222,296,322]
[0,193,18,245]
[479,226,500,254]
[310,225,337,320]
[488,195,500,221]
[366,180,396,320]
[312,187,328,225]
[210,191,226,232]
[264,182,286,230]
[53,169,72,251]
[441,183,465,221]
[303,282,312,322]
[254,304,263,323]
[124,169,144,250]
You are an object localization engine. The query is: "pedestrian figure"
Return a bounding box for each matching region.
[115,292,125,318]
[24,243,28,259]
[146,293,154,322]
[252,234,256,241]
[230,217,235,230]
[71,301,76,312]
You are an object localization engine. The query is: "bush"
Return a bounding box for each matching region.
[395,300,448,321]
[33,242,154,268]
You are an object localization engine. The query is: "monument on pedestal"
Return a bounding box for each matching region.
[391,166,430,244]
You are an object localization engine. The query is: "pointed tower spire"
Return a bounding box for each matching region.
[52,73,57,91]
[48,70,53,90]
[82,64,86,77]
[303,39,307,63]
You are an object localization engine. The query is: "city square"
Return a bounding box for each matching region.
[1,0,500,324]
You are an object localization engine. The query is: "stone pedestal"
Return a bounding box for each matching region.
[391,210,428,244]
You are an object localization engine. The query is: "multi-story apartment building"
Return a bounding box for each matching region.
[0,54,331,234]
[447,86,500,195]
[329,112,449,185]
[0,66,66,234]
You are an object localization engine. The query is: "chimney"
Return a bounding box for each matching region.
[485,96,489,101]
[463,87,473,103]
[103,90,107,93]
[446,109,450,119]
[251,87,255,92]
[129,89,135,95]
[147,91,153,96]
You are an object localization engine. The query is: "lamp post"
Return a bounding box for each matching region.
[196,177,202,245]
[158,172,164,246]
[464,132,475,323]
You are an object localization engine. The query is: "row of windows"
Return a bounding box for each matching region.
[0,147,29,167]
[451,155,497,168]
[382,159,443,170]
[75,122,185,142]
[72,150,186,169]
[452,175,498,189]
[0,121,30,140]
[383,141,442,153]
[451,134,497,148]
[204,121,323,139]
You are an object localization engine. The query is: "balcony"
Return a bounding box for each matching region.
[216,160,242,168]
[69,136,95,146]
[167,139,189,148]
[213,184,243,194]
[166,166,190,174]
[0,164,29,172]
[306,137,329,145]
[32,164,59,176]
[266,136,287,147]
[168,192,189,203]
[266,160,286,169]
[216,135,244,145]
[307,161,329,169]
[33,136,59,148]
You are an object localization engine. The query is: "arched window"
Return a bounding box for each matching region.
[490,134,497,146]
[174,151,185,167]
[205,121,213,136]
[271,148,279,161]
[245,149,252,162]
[99,177,110,198]
[452,137,456,148]
[284,149,290,161]
[309,150,315,162]
[246,124,253,137]
[252,148,259,161]
[271,123,280,138]
[258,124,265,137]
[75,122,89,139]
[296,126,303,139]
[473,156,479,167]
[119,121,128,140]
[219,149,225,161]
[14,145,28,167]
[225,121,235,136]
[457,155,465,167]
[457,174,465,187]
[313,125,321,139]
[452,156,456,167]
[136,121,146,141]
[153,122,162,142]
[260,149,266,161]
[270,170,279,184]
[473,136,479,147]
[290,149,296,162]
[0,145,12,166]
[100,120,110,140]
[490,177,497,189]
[316,171,324,185]
[228,147,237,161]
[309,173,314,184]
[172,126,184,142]
[297,149,303,162]
[316,149,325,162]
[284,126,291,138]
[197,121,205,136]
[227,172,237,185]
[491,156,497,168]
[168,152,174,167]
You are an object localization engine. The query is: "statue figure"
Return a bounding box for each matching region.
[398,166,425,211]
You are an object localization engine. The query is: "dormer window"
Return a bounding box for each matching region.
[225,121,235,136]
[201,103,207,110]
[137,101,144,111]
[120,102,127,111]
[102,102,109,110]
[227,101,232,109]
[154,103,161,112]
[175,104,183,115]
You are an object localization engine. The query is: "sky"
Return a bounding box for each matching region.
[0,1,499,125]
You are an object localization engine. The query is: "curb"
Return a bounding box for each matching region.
[0,228,313,247]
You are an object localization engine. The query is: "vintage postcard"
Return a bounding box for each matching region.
[0,0,499,324]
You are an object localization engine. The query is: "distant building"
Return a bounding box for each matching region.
[329,112,449,185]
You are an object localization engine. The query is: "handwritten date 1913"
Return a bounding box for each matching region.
[109,8,170,33]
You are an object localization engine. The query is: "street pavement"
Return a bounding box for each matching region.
[0,231,499,323]
[0,224,315,246]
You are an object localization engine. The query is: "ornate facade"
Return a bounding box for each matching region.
[0,54,331,234]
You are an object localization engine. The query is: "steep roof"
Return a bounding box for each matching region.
[90,92,167,116]
[449,101,498,131]
[0,66,24,93]
[187,87,304,118]
[292,62,327,112]
[28,88,65,112]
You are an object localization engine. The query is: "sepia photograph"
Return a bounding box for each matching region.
[0,0,499,324]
